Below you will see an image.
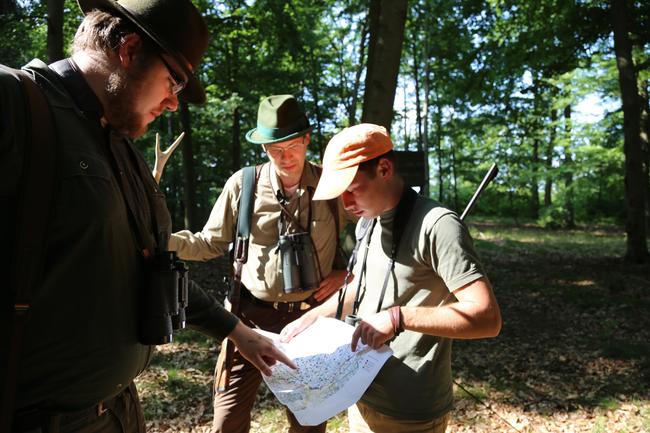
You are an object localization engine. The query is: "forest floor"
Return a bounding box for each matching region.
[136,222,650,433]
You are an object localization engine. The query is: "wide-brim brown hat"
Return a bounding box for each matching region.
[245,95,314,144]
[78,0,208,104]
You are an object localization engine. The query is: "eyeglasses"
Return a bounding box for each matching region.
[158,54,187,95]
[264,139,306,158]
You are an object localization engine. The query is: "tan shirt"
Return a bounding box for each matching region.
[170,162,349,302]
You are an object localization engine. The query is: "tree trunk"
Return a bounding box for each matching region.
[530,135,540,219]
[529,82,541,219]
[361,0,408,131]
[47,0,64,62]
[232,106,241,175]
[159,114,181,229]
[435,98,444,202]
[0,0,18,14]
[179,102,198,231]
[348,14,369,126]
[451,143,458,211]
[304,46,325,158]
[563,105,575,228]
[639,80,650,234]
[544,108,557,206]
[229,23,241,174]
[412,38,422,151]
[612,0,648,263]
[422,62,431,197]
[402,85,409,149]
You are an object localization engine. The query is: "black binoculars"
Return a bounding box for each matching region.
[140,251,188,345]
[278,232,320,294]
[345,314,361,327]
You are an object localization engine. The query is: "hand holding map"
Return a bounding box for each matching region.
[257,316,392,426]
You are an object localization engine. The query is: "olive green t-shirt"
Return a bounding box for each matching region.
[353,193,486,420]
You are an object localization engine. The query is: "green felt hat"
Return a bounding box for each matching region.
[245,95,314,144]
[77,0,208,104]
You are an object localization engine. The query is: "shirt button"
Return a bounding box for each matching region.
[79,160,88,170]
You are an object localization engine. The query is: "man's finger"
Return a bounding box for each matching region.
[255,358,272,376]
[351,325,361,352]
[273,348,297,369]
[279,326,297,342]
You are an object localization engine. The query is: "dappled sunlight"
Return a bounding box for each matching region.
[573,279,596,287]
[135,226,649,433]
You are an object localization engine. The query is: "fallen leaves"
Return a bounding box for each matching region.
[136,225,650,432]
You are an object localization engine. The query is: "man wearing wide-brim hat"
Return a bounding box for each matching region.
[0,1,294,432]
[171,94,353,433]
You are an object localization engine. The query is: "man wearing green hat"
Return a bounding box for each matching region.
[0,1,294,432]
[170,94,352,433]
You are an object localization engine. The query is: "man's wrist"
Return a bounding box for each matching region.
[388,306,404,336]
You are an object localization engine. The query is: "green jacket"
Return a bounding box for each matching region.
[0,59,237,413]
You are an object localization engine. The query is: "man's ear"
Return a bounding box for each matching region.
[117,33,142,68]
[377,157,394,179]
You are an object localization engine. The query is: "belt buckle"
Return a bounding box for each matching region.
[96,402,107,417]
[272,301,294,313]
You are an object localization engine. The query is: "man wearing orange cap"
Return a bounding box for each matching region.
[281,123,502,432]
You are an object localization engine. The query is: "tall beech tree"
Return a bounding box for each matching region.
[361,0,408,130]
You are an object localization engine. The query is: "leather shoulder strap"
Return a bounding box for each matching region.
[1,68,58,432]
[236,164,262,240]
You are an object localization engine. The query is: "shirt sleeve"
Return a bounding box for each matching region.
[428,213,486,291]
[169,171,241,261]
[186,280,238,342]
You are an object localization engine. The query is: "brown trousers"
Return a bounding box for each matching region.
[14,382,145,433]
[348,401,450,433]
[211,295,326,433]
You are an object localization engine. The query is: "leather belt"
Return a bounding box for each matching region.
[13,393,120,433]
[241,287,315,313]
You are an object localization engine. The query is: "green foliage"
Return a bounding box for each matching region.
[2,0,643,231]
[537,204,571,229]
[0,0,81,66]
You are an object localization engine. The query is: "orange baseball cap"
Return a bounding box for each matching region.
[313,123,393,200]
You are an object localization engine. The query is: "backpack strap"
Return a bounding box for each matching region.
[1,69,58,432]
[214,164,261,393]
[236,165,260,242]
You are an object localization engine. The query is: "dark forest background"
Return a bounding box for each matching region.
[2,0,649,263]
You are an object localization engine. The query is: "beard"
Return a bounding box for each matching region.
[104,65,149,138]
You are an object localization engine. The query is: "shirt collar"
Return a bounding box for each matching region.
[49,58,104,122]
[268,162,319,199]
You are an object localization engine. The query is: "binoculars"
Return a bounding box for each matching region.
[278,232,320,294]
[140,251,188,345]
[345,314,361,327]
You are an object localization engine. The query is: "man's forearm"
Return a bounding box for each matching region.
[186,280,239,341]
[169,231,227,261]
[317,281,357,318]
[400,278,501,339]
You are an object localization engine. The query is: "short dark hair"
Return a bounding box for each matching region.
[357,150,396,178]
[72,9,156,57]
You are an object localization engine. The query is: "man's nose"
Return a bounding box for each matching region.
[164,93,179,112]
[342,191,354,209]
